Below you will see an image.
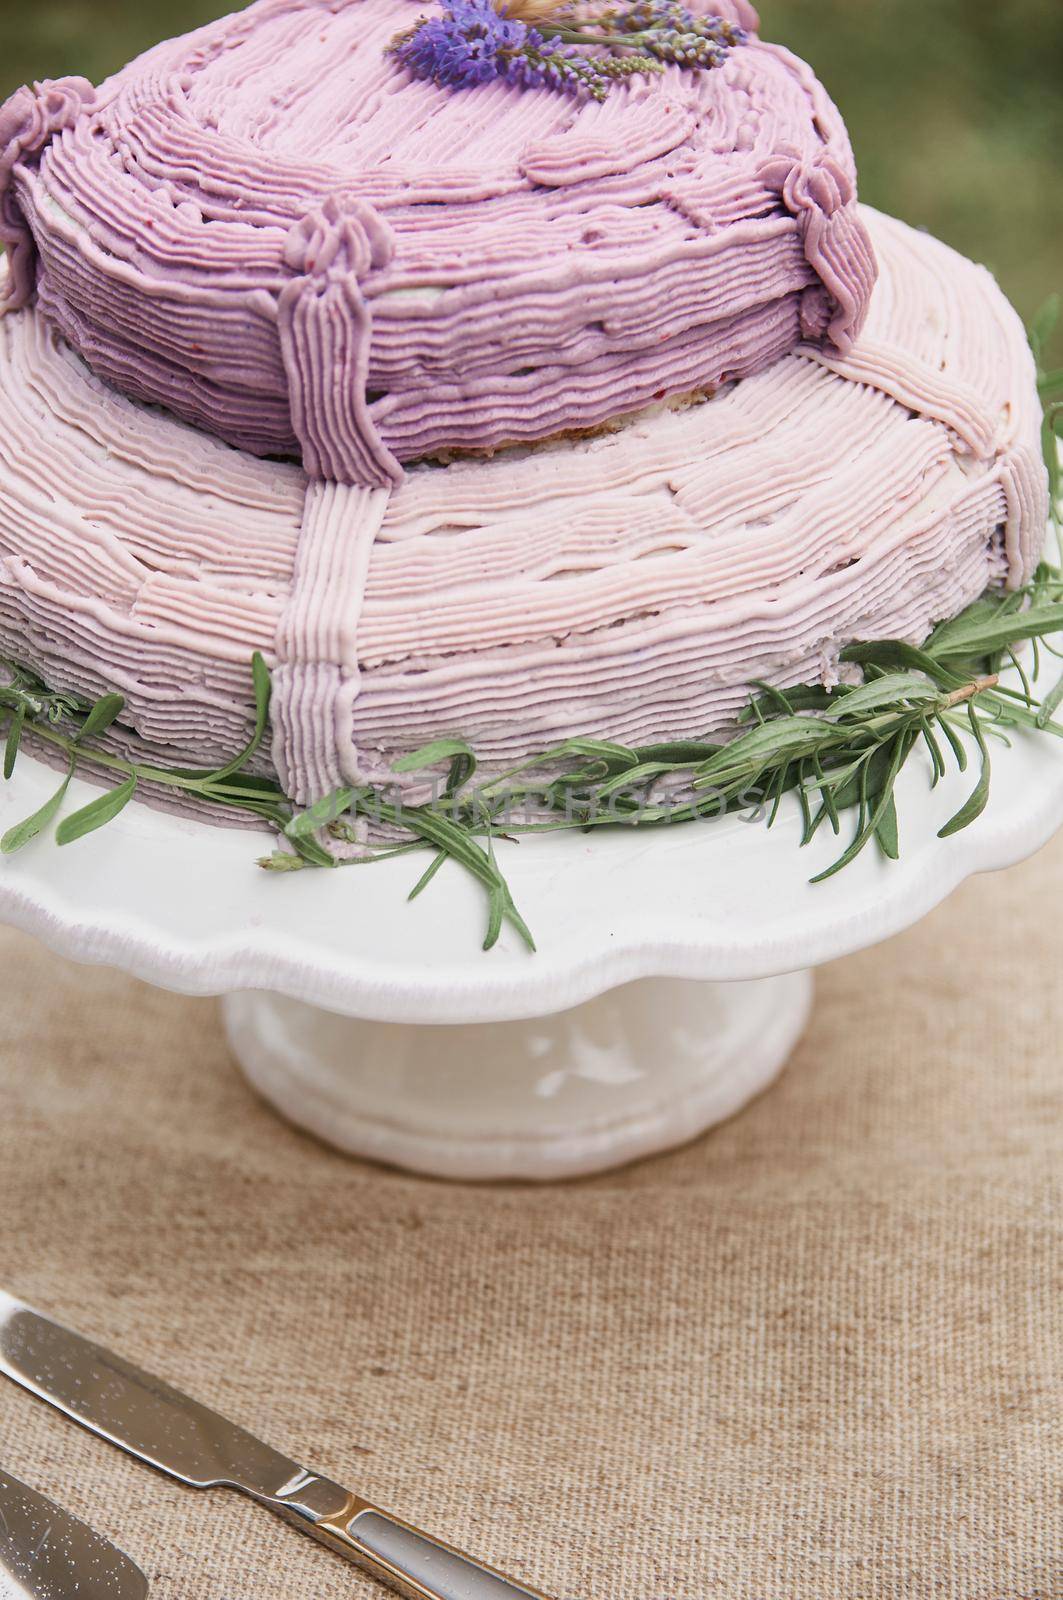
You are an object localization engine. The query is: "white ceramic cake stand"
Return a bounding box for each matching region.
[0,723,1061,1180]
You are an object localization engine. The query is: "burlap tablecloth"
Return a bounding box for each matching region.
[0,833,1060,1600]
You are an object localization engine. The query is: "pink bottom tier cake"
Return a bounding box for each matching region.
[0,207,1047,813]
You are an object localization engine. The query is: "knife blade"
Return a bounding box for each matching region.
[0,1467,148,1600]
[0,1294,554,1600]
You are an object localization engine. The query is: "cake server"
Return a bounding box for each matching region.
[0,1293,552,1600]
[0,1466,148,1599]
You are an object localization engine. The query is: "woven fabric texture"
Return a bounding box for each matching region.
[0,836,1060,1600]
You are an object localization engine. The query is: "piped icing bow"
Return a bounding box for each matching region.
[0,77,95,312]
[277,196,402,488]
[759,148,878,354]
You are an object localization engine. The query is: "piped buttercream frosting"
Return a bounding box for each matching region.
[0,0,877,481]
[0,209,1046,812]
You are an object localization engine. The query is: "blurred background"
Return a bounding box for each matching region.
[1,0,1060,361]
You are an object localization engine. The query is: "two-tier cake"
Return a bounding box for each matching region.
[0,0,1048,815]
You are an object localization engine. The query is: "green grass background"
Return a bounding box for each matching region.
[1,0,1060,360]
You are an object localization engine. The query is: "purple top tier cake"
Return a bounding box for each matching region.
[0,0,877,484]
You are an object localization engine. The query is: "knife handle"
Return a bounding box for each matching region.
[262,1478,555,1600]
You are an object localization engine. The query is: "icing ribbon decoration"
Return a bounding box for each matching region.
[758,149,877,356]
[278,196,402,488]
[0,77,95,312]
[271,479,393,806]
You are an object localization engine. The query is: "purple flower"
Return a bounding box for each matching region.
[389,0,744,101]
[392,1,610,98]
[393,0,528,90]
[615,2,748,46]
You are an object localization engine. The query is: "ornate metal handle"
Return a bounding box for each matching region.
[259,1476,554,1600]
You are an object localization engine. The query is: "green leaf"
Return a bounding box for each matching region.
[843,638,956,683]
[393,737,477,774]
[495,893,535,954]
[874,790,900,860]
[809,755,840,835]
[939,709,991,838]
[937,714,970,773]
[744,679,797,717]
[1036,669,1063,730]
[288,831,339,868]
[4,706,25,780]
[593,760,679,799]
[1004,644,1033,704]
[408,849,447,902]
[1,762,74,854]
[285,788,359,838]
[818,742,894,814]
[553,736,638,768]
[445,750,477,795]
[929,601,1063,661]
[76,693,125,743]
[392,803,534,951]
[693,716,838,786]
[919,717,946,784]
[742,684,837,722]
[764,761,791,829]
[483,886,506,951]
[634,739,723,764]
[795,765,814,840]
[811,731,913,882]
[826,672,939,719]
[207,651,272,783]
[56,774,137,845]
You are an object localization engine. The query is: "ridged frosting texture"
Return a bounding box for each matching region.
[0,0,876,481]
[0,210,1046,812]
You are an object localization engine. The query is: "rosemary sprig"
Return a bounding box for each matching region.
[388,0,740,103]
[332,579,1063,892]
[0,654,326,868]
[2,572,1062,953]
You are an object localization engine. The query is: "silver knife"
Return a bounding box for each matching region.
[0,1466,148,1599]
[0,1294,554,1600]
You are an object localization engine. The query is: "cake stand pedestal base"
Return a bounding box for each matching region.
[222,971,813,1181]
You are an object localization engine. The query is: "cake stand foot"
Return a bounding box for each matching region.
[222,972,812,1182]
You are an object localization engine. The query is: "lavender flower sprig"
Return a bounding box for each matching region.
[388,0,744,102]
[389,0,633,100]
[598,1,746,44]
[592,1,747,67]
